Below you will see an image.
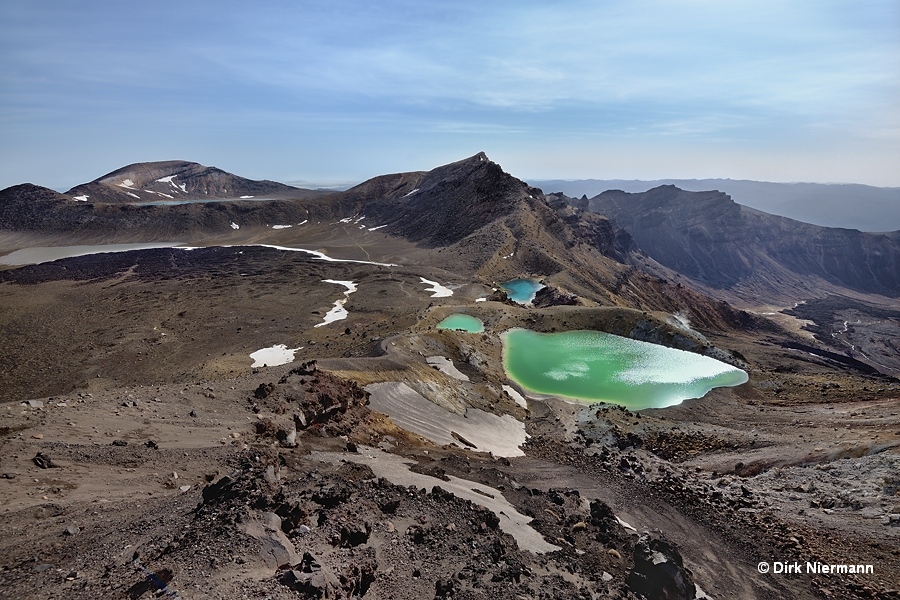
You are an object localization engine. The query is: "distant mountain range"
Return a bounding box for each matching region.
[529,178,900,232]
[3,157,897,299]
[559,185,900,299]
[3,155,898,301]
[2,152,899,375]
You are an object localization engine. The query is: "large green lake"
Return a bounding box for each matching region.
[502,329,748,410]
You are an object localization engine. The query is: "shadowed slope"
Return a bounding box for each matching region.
[592,185,900,297]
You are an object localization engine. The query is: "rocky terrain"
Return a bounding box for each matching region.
[531,178,900,233]
[587,186,900,298]
[1,154,898,599]
[551,184,900,380]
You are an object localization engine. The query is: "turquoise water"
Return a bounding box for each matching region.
[500,278,544,304]
[437,314,485,333]
[502,329,748,410]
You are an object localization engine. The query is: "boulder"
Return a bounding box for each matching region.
[32,453,56,469]
[626,534,696,600]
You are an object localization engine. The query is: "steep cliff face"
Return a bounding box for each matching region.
[546,192,633,262]
[339,152,526,247]
[592,185,900,296]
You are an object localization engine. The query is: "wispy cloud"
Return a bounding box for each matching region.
[1,0,898,187]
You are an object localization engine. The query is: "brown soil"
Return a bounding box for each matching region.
[1,227,898,599]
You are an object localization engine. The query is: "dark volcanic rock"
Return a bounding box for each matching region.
[547,191,634,261]
[626,534,697,600]
[592,185,900,296]
[531,285,578,307]
[32,453,56,469]
[0,184,73,229]
[341,152,528,247]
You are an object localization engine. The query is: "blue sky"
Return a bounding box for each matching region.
[1,1,898,190]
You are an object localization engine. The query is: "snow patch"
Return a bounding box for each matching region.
[73,195,89,202]
[426,356,469,381]
[502,385,528,409]
[420,277,453,297]
[315,280,358,328]
[240,195,254,199]
[156,175,176,183]
[125,192,140,199]
[117,179,137,189]
[271,225,292,229]
[253,244,396,266]
[368,224,387,231]
[403,188,419,197]
[230,222,240,230]
[616,517,638,533]
[250,344,302,368]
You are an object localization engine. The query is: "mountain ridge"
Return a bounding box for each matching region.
[530,177,900,232]
[0,153,771,336]
[583,185,900,298]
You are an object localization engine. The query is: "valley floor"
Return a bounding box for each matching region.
[0,227,898,599]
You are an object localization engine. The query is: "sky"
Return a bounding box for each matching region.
[1,1,898,191]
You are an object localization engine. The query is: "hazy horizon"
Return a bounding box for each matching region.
[2,2,898,190]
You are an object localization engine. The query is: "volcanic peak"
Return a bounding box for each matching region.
[65,160,305,204]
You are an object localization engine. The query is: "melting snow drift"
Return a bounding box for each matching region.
[315,280,358,327]
[249,344,302,367]
[420,277,453,297]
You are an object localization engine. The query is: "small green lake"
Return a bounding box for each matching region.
[502,329,748,410]
[500,278,543,304]
[436,314,485,333]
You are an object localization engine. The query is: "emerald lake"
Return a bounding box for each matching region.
[502,329,748,410]
[436,314,484,333]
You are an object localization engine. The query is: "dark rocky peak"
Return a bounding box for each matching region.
[407,152,512,198]
[0,183,69,206]
[0,184,76,229]
[345,153,533,247]
[92,160,202,185]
